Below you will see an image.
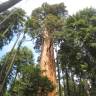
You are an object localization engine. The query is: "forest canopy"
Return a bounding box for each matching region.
[0,1,96,96]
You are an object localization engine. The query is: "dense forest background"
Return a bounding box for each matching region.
[0,0,96,96]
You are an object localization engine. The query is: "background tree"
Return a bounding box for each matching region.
[0,46,32,95]
[0,8,25,49]
[0,47,54,96]
[58,8,96,96]
[0,8,25,96]
[0,46,34,95]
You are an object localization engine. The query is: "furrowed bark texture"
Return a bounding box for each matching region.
[40,29,57,96]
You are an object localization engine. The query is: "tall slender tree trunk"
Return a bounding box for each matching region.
[65,67,70,96]
[84,79,90,96]
[78,75,82,96]
[57,55,62,96]
[0,34,20,96]
[71,73,76,96]
[62,70,66,96]
[40,29,57,96]
[0,50,17,96]
[0,32,24,96]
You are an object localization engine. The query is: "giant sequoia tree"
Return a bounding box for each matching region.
[26,3,67,96]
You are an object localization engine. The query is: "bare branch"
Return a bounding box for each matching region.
[0,0,22,13]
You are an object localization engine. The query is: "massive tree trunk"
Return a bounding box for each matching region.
[0,0,22,13]
[40,29,57,96]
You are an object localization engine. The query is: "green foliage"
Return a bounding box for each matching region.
[0,47,33,94]
[12,65,54,96]
[26,2,67,51]
[0,46,54,96]
[58,8,96,96]
[0,8,25,49]
[0,46,33,71]
[44,14,63,31]
[30,2,66,32]
[26,16,40,30]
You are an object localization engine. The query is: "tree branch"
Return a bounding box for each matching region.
[0,0,22,13]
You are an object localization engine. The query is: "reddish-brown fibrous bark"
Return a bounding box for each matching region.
[40,29,57,96]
